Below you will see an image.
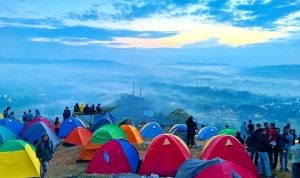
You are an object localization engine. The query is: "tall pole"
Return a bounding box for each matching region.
[140,84,142,98]
[133,80,135,96]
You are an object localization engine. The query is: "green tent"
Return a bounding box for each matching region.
[218,128,237,137]
[0,126,17,144]
[91,124,127,144]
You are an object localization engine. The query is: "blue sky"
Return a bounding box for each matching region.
[0,0,300,65]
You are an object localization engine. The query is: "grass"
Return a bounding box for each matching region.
[48,142,292,178]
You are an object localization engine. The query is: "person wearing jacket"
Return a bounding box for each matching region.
[273,127,281,169]
[186,116,198,147]
[36,133,54,178]
[290,137,300,178]
[280,126,293,172]
[256,128,273,178]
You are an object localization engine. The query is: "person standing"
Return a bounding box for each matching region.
[22,111,27,126]
[26,109,33,122]
[273,127,281,169]
[34,109,41,119]
[3,107,10,118]
[247,119,254,134]
[186,116,198,147]
[54,117,60,135]
[280,126,293,172]
[240,121,248,140]
[290,137,300,178]
[63,107,71,120]
[36,133,54,178]
[96,103,102,114]
[256,128,273,178]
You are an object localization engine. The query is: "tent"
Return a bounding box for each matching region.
[0,140,40,178]
[79,139,102,161]
[218,128,237,137]
[0,113,3,119]
[24,117,55,132]
[140,122,164,139]
[118,118,135,127]
[197,126,219,140]
[201,135,259,177]
[59,117,85,138]
[0,126,17,144]
[21,122,61,150]
[0,118,24,136]
[121,125,144,144]
[175,158,257,178]
[87,139,140,174]
[91,124,127,144]
[139,134,191,177]
[169,124,187,142]
[90,117,113,132]
[93,112,118,124]
[64,128,92,146]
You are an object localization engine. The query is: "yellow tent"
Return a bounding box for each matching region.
[0,140,40,178]
[0,113,3,119]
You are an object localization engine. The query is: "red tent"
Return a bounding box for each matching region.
[64,128,92,146]
[87,139,140,174]
[139,134,191,177]
[200,135,259,177]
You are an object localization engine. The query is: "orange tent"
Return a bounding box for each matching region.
[79,140,102,161]
[121,125,144,144]
[200,135,259,177]
[64,128,92,146]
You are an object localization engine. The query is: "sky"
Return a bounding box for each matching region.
[0,0,300,65]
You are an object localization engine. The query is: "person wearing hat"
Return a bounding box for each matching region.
[36,133,54,178]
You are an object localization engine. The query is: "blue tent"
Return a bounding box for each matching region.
[59,117,85,138]
[0,118,24,136]
[21,122,61,149]
[170,124,187,142]
[197,126,219,140]
[175,158,253,178]
[170,124,187,134]
[90,117,113,132]
[0,126,17,144]
[93,112,118,124]
[140,122,164,139]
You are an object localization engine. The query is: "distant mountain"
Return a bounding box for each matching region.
[244,65,300,80]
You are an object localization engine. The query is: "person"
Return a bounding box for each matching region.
[9,111,16,119]
[280,126,293,172]
[289,137,300,178]
[291,129,297,146]
[34,109,41,119]
[248,119,254,134]
[251,123,262,166]
[33,140,39,148]
[54,117,60,135]
[225,124,230,128]
[3,107,10,118]
[22,111,27,125]
[89,104,95,114]
[74,103,80,113]
[96,103,102,114]
[26,109,33,122]
[186,116,198,147]
[240,121,248,140]
[63,107,71,120]
[264,122,275,166]
[83,104,89,114]
[256,128,273,178]
[273,127,281,169]
[36,133,54,178]
[236,131,245,145]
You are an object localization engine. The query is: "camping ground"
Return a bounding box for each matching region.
[49,143,292,178]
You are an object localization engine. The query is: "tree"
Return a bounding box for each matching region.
[166,108,189,124]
